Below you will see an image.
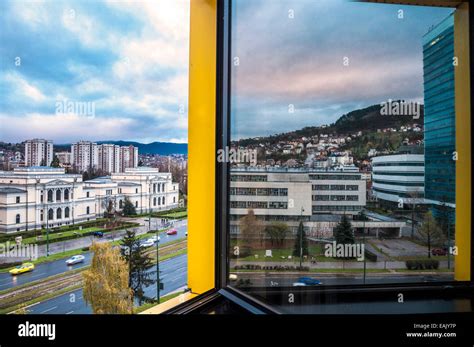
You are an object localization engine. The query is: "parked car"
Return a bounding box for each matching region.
[65,255,85,266]
[431,248,447,256]
[9,263,35,275]
[93,231,104,238]
[296,277,321,286]
[166,229,178,235]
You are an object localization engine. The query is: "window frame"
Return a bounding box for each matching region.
[213,0,474,313]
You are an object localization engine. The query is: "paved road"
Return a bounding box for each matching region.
[34,217,186,257]
[27,254,187,314]
[234,273,454,287]
[0,219,187,290]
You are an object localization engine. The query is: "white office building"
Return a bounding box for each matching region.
[372,154,425,205]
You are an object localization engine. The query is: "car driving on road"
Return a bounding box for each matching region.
[65,255,85,265]
[9,263,35,275]
[166,229,178,235]
[292,277,322,286]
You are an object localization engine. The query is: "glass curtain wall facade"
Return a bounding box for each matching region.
[423,14,456,211]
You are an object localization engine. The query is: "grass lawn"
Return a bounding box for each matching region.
[236,244,343,262]
[160,211,187,219]
[135,291,184,313]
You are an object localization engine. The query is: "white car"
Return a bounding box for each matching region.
[140,239,155,248]
[148,235,160,243]
[65,255,85,266]
[292,282,306,287]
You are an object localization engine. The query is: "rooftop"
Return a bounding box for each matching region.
[0,187,27,194]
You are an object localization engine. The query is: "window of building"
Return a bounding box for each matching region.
[47,189,53,202]
[56,208,62,219]
[86,191,90,198]
[153,197,157,206]
[56,189,61,201]
[15,196,20,203]
[215,0,470,314]
[64,189,69,201]
[162,196,165,205]
[86,206,90,215]
[48,209,54,220]
[15,214,20,224]
[65,207,70,218]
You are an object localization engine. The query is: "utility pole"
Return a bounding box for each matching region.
[156,234,160,304]
[362,214,367,285]
[150,182,160,303]
[299,207,304,268]
[46,214,50,257]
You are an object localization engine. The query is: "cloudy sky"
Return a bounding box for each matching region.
[0,0,453,144]
[230,0,453,139]
[0,0,190,144]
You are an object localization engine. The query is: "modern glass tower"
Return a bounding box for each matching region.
[422,13,455,214]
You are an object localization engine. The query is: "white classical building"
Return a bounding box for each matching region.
[0,166,179,233]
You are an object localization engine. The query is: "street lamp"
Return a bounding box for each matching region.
[299,207,305,269]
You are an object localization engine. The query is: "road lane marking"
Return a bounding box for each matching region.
[40,306,58,314]
[66,311,74,314]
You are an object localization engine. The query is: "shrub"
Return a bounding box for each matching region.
[405,259,439,270]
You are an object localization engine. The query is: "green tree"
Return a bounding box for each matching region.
[239,209,263,249]
[122,197,137,216]
[292,221,309,257]
[39,158,46,166]
[334,214,355,244]
[418,211,445,258]
[83,242,133,314]
[51,155,60,167]
[120,230,156,305]
[265,222,289,247]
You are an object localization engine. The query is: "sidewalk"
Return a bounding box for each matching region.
[234,260,450,270]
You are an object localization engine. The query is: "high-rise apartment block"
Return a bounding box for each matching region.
[24,139,54,167]
[71,141,99,173]
[71,141,138,173]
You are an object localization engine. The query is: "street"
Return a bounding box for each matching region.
[26,254,187,314]
[0,219,187,290]
[233,273,454,287]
